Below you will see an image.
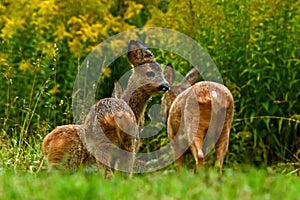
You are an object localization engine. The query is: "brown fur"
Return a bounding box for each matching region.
[42,125,95,171]
[83,100,138,178]
[162,64,234,172]
[42,40,169,178]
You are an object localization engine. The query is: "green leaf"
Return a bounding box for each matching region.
[250,112,256,123]
[278,118,283,134]
[263,118,271,132]
[261,101,269,112]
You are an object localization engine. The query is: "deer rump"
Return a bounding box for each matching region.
[83,98,139,173]
[167,81,234,165]
[42,124,95,170]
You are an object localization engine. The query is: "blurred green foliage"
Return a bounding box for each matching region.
[0,0,299,170]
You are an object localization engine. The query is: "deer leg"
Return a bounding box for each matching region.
[104,166,113,179]
[189,125,206,173]
[171,137,187,171]
[95,155,113,179]
[96,160,112,179]
[190,141,204,173]
[118,149,135,178]
[175,155,186,170]
[215,123,230,173]
[127,153,135,178]
[126,136,139,177]
[94,144,114,179]
[174,146,186,170]
[169,127,187,171]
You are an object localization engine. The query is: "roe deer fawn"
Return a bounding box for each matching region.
[162,64,234,173]
[83,40,169,178]
[43,40,169,178]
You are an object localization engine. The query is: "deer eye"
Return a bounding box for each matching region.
[144,51,153,58]
[146,71,155,78]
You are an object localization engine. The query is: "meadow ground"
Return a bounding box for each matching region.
[0,167,299,200]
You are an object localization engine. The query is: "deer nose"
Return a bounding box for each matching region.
[157,84,170,92]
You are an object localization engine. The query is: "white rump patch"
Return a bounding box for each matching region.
[211,90,218,99]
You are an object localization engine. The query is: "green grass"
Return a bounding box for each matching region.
[0,168,299,200]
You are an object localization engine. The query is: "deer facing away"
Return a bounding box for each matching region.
[162,64,234,172]
[42,40,170,178]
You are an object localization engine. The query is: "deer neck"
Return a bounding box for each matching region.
[122,80,151,126]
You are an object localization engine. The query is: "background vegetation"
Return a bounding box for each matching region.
[0,0,299,175]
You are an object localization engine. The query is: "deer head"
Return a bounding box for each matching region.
[126,40,170,94]
[161,63,200,123]
[121,40,170,125]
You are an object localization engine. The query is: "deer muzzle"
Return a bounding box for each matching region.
[157,84,170,92]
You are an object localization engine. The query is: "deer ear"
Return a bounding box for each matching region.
[128,40,142,67]
[129,40,147,50]
[163,63,175,85]
[128,40,142,51]
[180,67,199,89]
[113,80,124,99]
[127,40,153,67]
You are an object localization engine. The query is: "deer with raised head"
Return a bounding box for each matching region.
[162,64,234,173]
[43,40,170,178]
[83,40,169,178]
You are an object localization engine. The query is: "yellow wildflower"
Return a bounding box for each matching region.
[0,17,16,39]
[124,1,144,20]
[68,39,83,57]
[19,60,31,71]
[54,23,72,41]
[50,84,60,95]
[102,67,112,78]
[37,0,58,16]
